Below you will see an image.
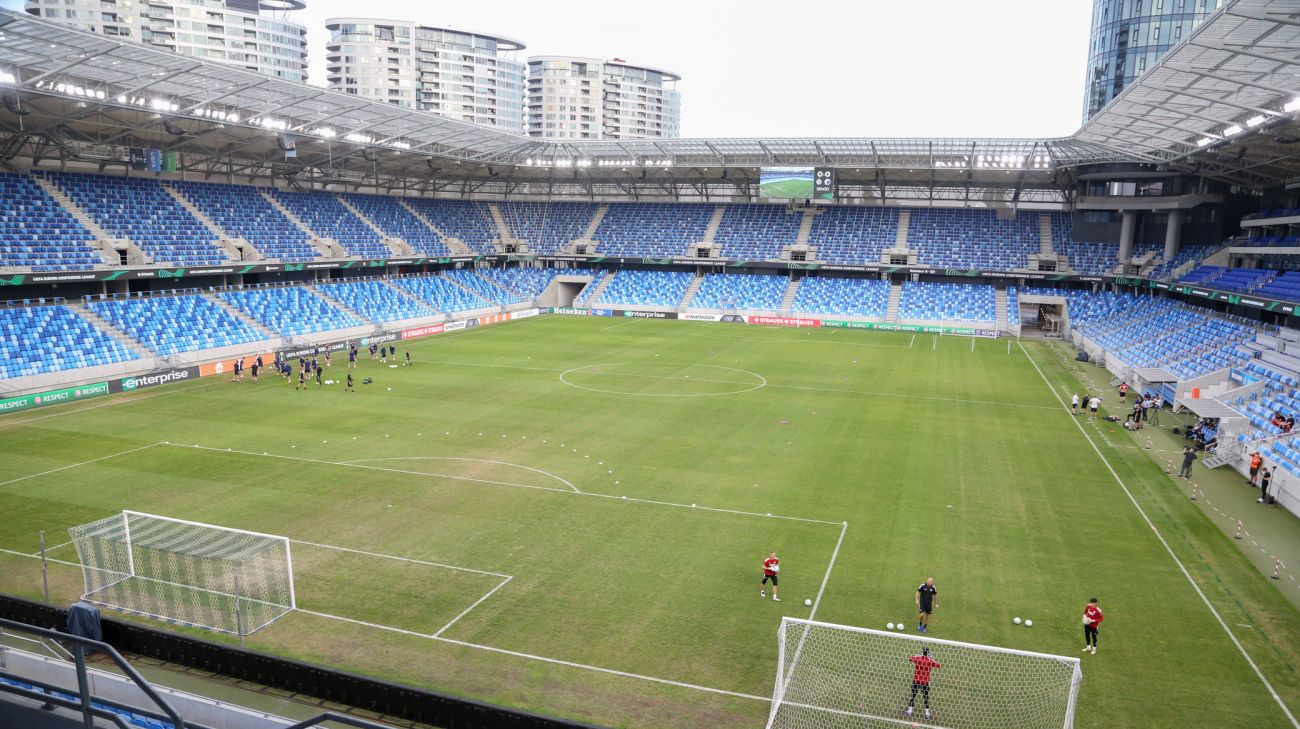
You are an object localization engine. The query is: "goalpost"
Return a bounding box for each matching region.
[67,511,296,636]
[767,618,1082,729]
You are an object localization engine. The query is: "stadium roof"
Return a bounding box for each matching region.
[1077,0,1300,188]
[0,0,1297,201]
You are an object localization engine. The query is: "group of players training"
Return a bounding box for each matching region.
[760,551,1104,721]
[228,341,413,393]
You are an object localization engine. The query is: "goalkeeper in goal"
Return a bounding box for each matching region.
[904,647,941,721]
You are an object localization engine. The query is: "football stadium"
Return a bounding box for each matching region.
[1,2,1300,728]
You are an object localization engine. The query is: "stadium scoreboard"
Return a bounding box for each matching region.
[759,166,836,200]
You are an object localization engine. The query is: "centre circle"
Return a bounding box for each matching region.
[559,362,767,397]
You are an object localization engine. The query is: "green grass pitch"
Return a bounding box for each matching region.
[759,177,815,199]
[1,316,1298,728]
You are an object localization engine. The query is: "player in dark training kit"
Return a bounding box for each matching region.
[345,372,355,392]
[916,577,937,632]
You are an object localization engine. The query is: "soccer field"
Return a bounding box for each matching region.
[1,316,1298,728]
[759,177,815,199]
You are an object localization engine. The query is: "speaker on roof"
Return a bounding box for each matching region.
[163,119,187,136]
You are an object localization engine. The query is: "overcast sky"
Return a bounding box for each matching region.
[4,0,1096,138]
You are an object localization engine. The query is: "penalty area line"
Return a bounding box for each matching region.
[1018,341,1300,729]
[299,605,768,702]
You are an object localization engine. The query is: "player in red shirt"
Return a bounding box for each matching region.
[905,647,940,720]
[1082,597,1103,654]
[760,552,780,602]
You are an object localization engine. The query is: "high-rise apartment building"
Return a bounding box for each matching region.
[526,56,680,140]
[324,18,526,133]
[25,0,309,83]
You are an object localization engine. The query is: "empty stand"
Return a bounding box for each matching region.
[46,172,227,266]
[0,305,137,377]
[791,277,890,318]
[595,270,694,307]
[712,205,802,260]
[691,273,787,310]
[342,193,449,257]
[389,274,488,312]
[267,190,389,259]
[594,204,714,258]
[219,287,362,336]
[897,281,996,322]
[316,280,437,323]
[908,209,1037,270]
[807,207,899,264]
[499,202,597,255]
[86,294,263,355]
[403,199,499,254]
[0,173,103,271]
[170,181,319,263]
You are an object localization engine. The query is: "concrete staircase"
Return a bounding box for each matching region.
[1038,214,1054,255]
[895,210,911,247]
[71,303,150,358]
[397,199,471,255]
[309,283,372,324]
[885,282,903,323]
[585,272,615,305]
[679,273,705,308]
[995,288,1009,331]
[381,279,445,311]
[440,271,493,307]
[582,206,608,239]
[780,277,801,313]
[702,205,726,243]
[31,175,134,266]
[259,190,342,258]
[488,204,512,240]
[796,209,816,247]
[161,184,258,262]
[205,292,277,339]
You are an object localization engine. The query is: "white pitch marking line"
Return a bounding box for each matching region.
[295,607,769,702]
[807,522,848,623]
[908,334,915,349]
[340,456,582,494]
[0,379,226,428]
[289,538,512,579]
[0,442,162,490]
[171,444,844,526]
[1019,341,1300,729]
[559,362,767,398]
[31,540,74,557]
[433,575,513,638]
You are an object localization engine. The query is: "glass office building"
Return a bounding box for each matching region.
[1083,0,1224,120]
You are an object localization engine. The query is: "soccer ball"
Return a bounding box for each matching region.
[1013,617,1022,625]
[896,623,905,631]
[1024,619,1033,627]
[803,599,812,607]
[887,623,895,630]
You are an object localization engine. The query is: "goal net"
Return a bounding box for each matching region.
[767,618,1082,729]
[67,511,296,636]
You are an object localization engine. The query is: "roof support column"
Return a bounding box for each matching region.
[1119,210,1136,263]
[1164,209,1183,262]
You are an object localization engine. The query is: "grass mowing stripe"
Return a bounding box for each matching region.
[1018,341,1300,729]
[0,442,163,489]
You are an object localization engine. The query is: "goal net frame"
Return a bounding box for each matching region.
[67,510,296,636]
[767,617,1083,729]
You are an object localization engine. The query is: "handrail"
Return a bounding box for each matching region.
[0,616,187,729]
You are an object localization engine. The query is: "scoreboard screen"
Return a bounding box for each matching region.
[813,168,835,200]
[758,166,836,200]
